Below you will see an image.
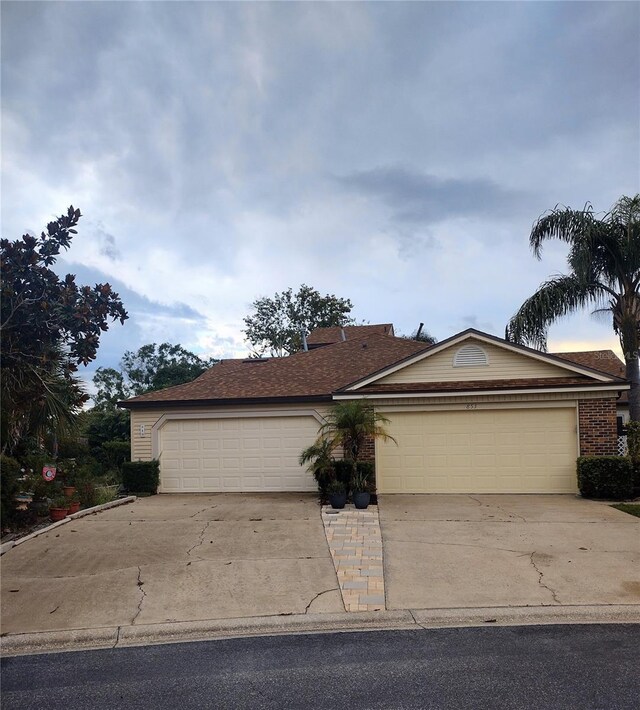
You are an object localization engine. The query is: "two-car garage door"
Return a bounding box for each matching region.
[376,407,578,494]
[157,407,579,494]
[159,416,319,492]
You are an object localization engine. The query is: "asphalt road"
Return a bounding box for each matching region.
[2,624,638,709]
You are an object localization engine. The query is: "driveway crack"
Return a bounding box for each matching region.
[529,552,561,604]
[304,588,338,614]
[467,495,526,522]
[132,566,147,624]
[409,609,429,631]
[190,505,218,519]
[187,520,213,559]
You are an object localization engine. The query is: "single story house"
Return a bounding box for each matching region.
[120,325,630,495]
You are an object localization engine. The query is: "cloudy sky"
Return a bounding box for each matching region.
[2,1,639,387]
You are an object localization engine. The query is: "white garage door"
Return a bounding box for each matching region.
[159,416,320,492]
[376,407,578,494]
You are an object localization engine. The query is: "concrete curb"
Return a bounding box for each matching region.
[3,497,137,553]
[2,604,639,657]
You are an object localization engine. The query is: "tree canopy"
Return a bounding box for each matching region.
[506,195,640,420]
[1,206,128,453]
[94,342,218,408]
[243,284,355,356]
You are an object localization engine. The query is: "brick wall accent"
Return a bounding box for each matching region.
[359,434,376,462]
[578,398,618,456]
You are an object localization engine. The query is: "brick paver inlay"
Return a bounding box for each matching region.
[321,504,386,612]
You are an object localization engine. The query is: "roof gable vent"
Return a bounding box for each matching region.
[453,344,488,367]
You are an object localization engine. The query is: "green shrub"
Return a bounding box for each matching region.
[356,461,375,482]
[577,456,634,500]
[122,460,160,494]
[94,485,118,505]
[102,440,131,474]
[333,460,353,486]
[1,455,23,530]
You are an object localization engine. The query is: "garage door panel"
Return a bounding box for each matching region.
[159,416,318,492]
[377,408,577,493]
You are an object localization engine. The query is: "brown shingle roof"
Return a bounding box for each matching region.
[122,333,429,406]
[306,324,394,345]
[120,334,629,409]
[552,350,628,403]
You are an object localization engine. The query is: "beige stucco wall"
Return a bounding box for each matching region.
[377,338,575,384]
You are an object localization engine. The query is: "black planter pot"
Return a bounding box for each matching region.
[352,491,371,510]
[329,492,347,509]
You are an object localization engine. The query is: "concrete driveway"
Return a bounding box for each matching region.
[379,494,640,610]
[1,494,343,635]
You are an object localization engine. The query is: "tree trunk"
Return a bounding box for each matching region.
[626,354,640,422]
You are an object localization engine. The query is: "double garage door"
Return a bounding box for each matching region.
[158,406,578,494]
[159,416,319,492]
[376,407,578,494]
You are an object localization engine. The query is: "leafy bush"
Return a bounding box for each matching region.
[333,460,353,487]
[122,460,160,494]
[1,455,23,529]
[356,461,375,482]
[94,485,118,506]
[101,440,130,477]
[299,439,334,495]
[327,479,346,495]
[577,456,634,500]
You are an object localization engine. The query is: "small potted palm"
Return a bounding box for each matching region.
[327,479,347,509]
[351,471,371,509]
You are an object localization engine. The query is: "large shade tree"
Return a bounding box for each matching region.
[1,207,128,453]
[94,342,218,409]
[506,195,640,421]
[243,284,355,356]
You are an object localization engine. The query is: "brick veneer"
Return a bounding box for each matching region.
[359,434,375,462]
[578,398,618,456]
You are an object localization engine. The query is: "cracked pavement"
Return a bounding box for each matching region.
[2,493,638,638]
[0,494,343,635]
[379,494,640,610]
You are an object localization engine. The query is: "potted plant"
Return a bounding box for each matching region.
[318,400,395,495]
[327,479,347,509]
[67,493,81,515]
[299,439,335,496]
[49,496,69,522]
[351,471,371,509]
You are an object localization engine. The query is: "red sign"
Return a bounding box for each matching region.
[42,466,56,482]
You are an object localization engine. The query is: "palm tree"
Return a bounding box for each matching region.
[299,438,335,494]
[506,195,640,421]
[318,401,397,480]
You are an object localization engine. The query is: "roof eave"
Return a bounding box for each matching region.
[333,382,630,400]
[119,394,333,410]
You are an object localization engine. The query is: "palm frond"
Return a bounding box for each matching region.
[505,275,606,350]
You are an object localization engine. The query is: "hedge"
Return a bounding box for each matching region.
[577,456,634,500]
[122,460,160,494]
[333,460,375,482]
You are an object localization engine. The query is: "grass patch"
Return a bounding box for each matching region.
[611,503,640,518]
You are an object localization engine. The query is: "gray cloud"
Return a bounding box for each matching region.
[2,1,638,372]
[338,166,527,224]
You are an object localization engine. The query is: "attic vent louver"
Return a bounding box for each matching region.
[453,344,488,367]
